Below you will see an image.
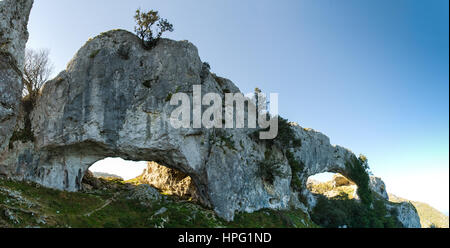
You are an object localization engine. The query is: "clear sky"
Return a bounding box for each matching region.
[26,0,449,213]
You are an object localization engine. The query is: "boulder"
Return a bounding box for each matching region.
[128,184,162,203]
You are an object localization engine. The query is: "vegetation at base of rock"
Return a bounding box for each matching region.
[310,155,403,228]
[0,178,315,228]
[311,194,402,228]
[230,209,318,228]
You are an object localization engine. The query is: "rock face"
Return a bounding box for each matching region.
[140,162,198,201]
[332,174,352,187]
[386,201,421,228]
[0,28,421,226]
[0,0,34,152]
[369,176,389,200]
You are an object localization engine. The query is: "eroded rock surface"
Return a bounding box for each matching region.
[0,0,34,152]
[369,176,389,200]
[140,162,198,201]
[386,201,421,228]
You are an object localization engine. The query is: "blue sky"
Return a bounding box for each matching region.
[27,0,449,213]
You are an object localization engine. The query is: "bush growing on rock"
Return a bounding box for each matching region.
[23,48,53,101]
[346,154,373,206]
[134,9,174,49]
[257,150,286,185]
[311,194,401,228]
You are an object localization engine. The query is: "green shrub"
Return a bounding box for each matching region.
[165,92,173,102]
[311,195,401,228]
[89,49,100,59]
[277,117,302,148]
[311,155,402,228]
[286,150,304,191]
[250,117,302,150]
[257,150,286,185]
[345,155,372,206]
[134,9,174,49]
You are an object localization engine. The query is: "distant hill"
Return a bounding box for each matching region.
[91,171,123,180]
[389,194,449,228]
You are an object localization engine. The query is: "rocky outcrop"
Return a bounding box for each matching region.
[369,176,389,200]
[333,174,352,187]
[0,27,421,226]
[0,0,34,152]
[0,30,355,220]
[389,194,449,228]
[386,201,421,228]
[127,184,162,204]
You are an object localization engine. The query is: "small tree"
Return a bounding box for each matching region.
[134,9,174,49]
[23,48,53,101]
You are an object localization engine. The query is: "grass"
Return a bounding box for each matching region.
[0,178,316,228]
[229,209,318,228]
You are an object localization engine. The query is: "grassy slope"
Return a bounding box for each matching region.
[389,194,449,228]
[0,179,318,228]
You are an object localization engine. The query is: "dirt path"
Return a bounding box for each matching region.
[84,193,118,217]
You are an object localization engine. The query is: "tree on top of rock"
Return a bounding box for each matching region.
[23,48,53,102]
[134,9,174,49]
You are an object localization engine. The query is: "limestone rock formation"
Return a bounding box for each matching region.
[139,162,198,201]
[128,184,162,204]
[0,25,422,226]
[333,174,352,187]
[389,194,449,228]
[369,176,389,200]
[0,0,34,152]
[386,201,421,228]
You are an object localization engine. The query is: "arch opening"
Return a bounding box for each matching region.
[89,158,147,181]
[307,172,358,200]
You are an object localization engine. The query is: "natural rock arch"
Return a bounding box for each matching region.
[1,30,294,220]
[0,14,420,225]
